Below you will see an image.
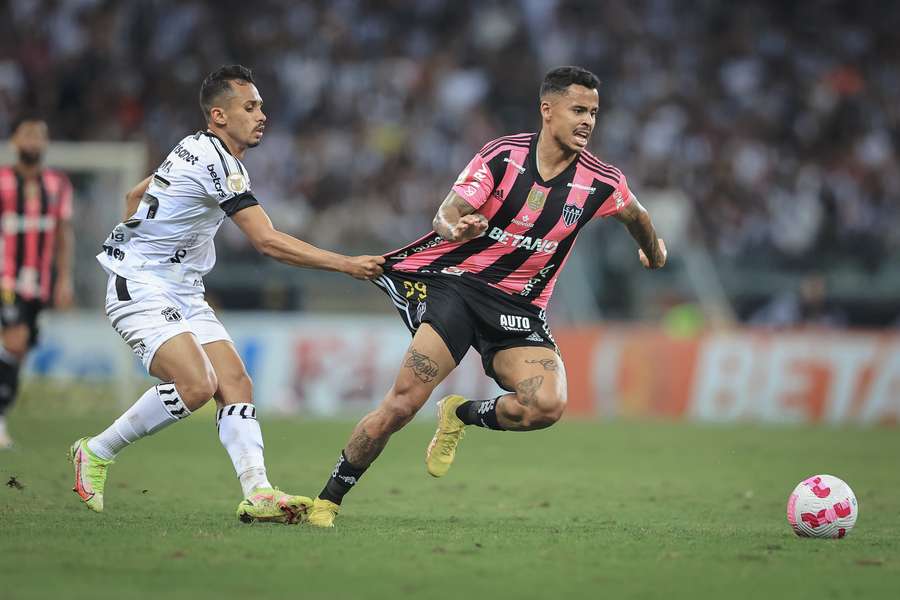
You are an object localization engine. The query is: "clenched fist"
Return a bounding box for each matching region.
[639,238,667,269]
[345,255,385,280]
[449,214,489,242]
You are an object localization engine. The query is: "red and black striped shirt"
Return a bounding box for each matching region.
[385,133,633,309]
[0,166,72,303]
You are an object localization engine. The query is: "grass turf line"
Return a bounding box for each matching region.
[1,412,898,600]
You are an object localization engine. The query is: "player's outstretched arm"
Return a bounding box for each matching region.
[231,205,384,280]
[124,176,152,221]
[432,191,489,243]
[614,199,667,269]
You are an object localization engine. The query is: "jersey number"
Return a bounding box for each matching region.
[403,281,427,301]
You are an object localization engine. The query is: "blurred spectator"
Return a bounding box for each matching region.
[749,275,847,328]
[1,0,898,321]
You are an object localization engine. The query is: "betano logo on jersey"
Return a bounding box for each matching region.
[488,227,558,253]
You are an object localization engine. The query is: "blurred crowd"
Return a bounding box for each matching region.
[1,0,898,275]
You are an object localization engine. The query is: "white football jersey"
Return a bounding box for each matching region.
[97,131,256,292]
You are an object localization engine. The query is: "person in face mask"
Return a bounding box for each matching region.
[0,115,75,448]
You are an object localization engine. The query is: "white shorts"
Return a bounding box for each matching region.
[105,273,232,372]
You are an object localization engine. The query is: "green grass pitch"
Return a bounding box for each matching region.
[1,405,898,599]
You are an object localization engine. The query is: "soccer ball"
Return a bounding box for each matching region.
[786,474,858,538]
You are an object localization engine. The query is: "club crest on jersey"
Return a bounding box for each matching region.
[227,173,247,194]
[161,307,183,322]
[526,188,546,211]
[562,203,583,227]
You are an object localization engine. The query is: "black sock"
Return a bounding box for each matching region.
[319,451,368,505]
[0,355,20,416]
[455,397,505,430]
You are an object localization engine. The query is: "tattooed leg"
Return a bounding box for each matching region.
[343,418,391,468]
[405,348,440,384]
[318,325,455,505]
[514,375,544,407]
[491,348,568,431]
[524,358,559,371]
[343,345,442,466]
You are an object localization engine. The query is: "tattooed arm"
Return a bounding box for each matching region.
[432,191,489,242]
[614,198,667,269]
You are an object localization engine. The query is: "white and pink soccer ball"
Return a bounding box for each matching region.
[787,474,858,538]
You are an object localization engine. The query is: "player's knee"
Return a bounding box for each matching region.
[215,369,253,404]
[380,401,416,432]
[177,372,218,409]
[539,393,567,426]
[520,390,566,429]
[379,386,424,432]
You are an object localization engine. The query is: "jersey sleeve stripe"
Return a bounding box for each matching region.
[577,156,621,183]
[479,135,533,158]
[578,153,623,180]
[481,140,531,162]
[479,133,535,157]
[478,132,533,149]
[578,152,621,177]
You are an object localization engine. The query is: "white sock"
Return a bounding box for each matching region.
[216,403,271,497]
[88,383,191,460]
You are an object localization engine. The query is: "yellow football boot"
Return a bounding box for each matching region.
[425,395,467,478]
[308,497,340,528]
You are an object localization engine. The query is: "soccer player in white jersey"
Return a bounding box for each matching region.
[70,65,384,523]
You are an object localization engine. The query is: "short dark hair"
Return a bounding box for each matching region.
[10,112,47,133]
[539,66,601,98]
[199,65,255,119]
